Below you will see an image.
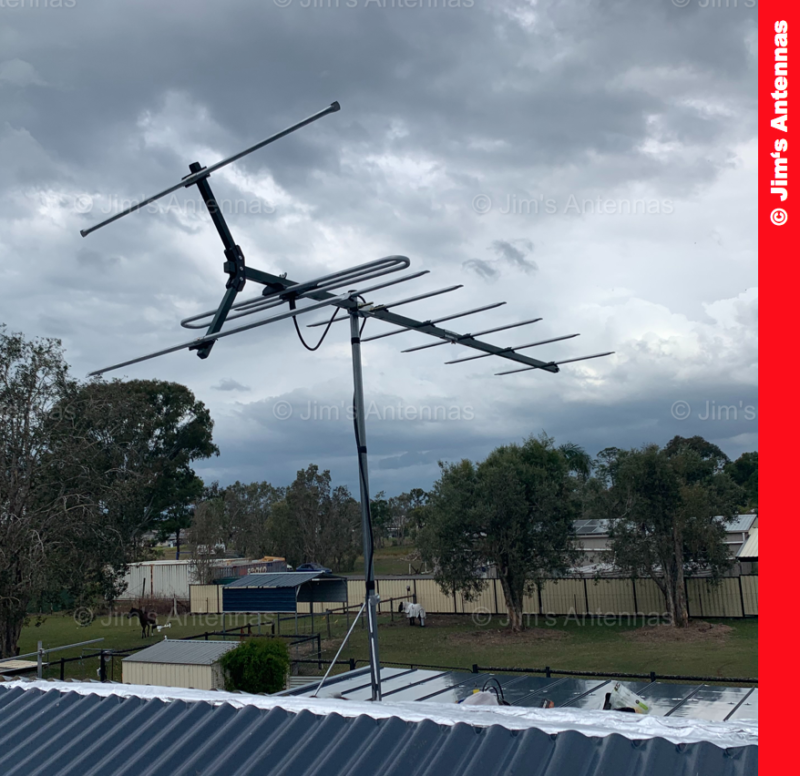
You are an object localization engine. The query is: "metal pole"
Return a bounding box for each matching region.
[37,641,43,679]
[349,307,382,701]
[311,602,366,697]
[79,101,340,237]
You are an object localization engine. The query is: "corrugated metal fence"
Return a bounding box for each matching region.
[190,576,758,618]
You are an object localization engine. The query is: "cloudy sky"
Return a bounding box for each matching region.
[0,0,757,496]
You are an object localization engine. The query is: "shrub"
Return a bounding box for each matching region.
[218,638,290,694]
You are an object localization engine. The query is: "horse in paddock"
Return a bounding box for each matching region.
[128,607,158,638]
[398,601,426,627]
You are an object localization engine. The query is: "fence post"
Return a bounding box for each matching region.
[326,610,332,640]
[99,651,107,683]
[472,664,479,674]
[37,641,43,679]
[317,634,322,671]
[60,657,65,681]
[650,671,656,683]
[631,578,639,617]
[738,576,746,618]
[349,658,356,671]
[545,666,551,678]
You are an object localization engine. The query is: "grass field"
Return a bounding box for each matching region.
[321,614,757,682]
[15,608,757,685]
[339,545,426,577]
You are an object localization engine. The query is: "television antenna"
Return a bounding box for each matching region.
[80,101,613,702]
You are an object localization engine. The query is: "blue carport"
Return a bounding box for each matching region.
[222,572,348,634]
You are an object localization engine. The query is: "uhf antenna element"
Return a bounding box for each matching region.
[80,100,613,704]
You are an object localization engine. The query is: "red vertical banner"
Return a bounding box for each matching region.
[761,0,793,768]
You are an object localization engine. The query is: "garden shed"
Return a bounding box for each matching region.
[122,639,236,690]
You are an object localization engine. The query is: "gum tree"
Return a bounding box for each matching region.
[597,438,743,627]
[419,435,582,632]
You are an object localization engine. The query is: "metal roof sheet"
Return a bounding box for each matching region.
[284,668,758,722]
[574,515,756,536]
[224,571,326,588]
[723,514,757,533]
[0,684,757,776]
[737,529,758,560]
[121,639,236,665]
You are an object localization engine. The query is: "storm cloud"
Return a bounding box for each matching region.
[0,0,757,494]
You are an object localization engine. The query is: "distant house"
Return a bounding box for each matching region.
[122,639,236,690]
[573,514,758,568]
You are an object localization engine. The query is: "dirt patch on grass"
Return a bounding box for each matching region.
[623,620,733,644]
[444,627,569,647]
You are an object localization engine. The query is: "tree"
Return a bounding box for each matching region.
[65,379,218,560]
[0,327,219,657]
[370,491,392,548]
[725,452,758,509]
[597,437,743,627]
[418,435,581,632]
[186,495,227,584]
[0,327,81,656]
[388,488,429,543]
[267,465,361,571]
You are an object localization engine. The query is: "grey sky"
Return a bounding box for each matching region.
[0,0,757,495]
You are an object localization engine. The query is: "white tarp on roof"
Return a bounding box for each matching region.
[5,680,757,749]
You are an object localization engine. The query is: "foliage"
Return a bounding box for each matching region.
[389,488,429,542]
[370,491,392,548]
[218,638,290,694]
[418,434,582,631]
[267,464,361,571]
[0,326,218,657]
[725,451,758,509]
[66,379,218,560]
[593,437,744,627]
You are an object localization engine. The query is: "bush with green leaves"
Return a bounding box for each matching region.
[218,638,290,694]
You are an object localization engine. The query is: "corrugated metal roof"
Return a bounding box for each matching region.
[738,529,758,560]
[724,514,757,532]
[573,515,757,536]
[122,639,236,665]
[283,668,758,721]
[0,684,757,776]
[224,571,325,588]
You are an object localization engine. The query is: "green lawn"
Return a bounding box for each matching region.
[338,545,425,577]
[328,614,757,682]
[16,610,757,685]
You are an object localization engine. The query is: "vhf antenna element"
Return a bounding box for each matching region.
[80,101,613,704]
